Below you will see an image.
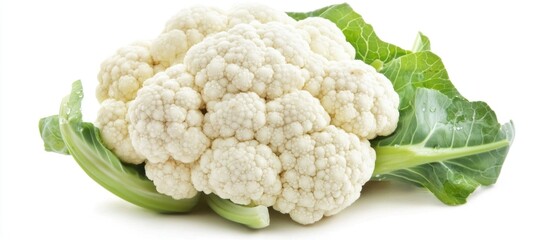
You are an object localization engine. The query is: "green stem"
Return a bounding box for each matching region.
[373,139,511,176]
[56,81,199,213]
[205,194,270,229]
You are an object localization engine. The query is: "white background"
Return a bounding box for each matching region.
[1,0,547,239]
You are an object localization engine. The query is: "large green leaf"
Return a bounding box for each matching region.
[372,88,514,204]
[382,51,462,108]
[290,5,514,205]
[373,48,514,204]
[39,81,199,213]
[288,3,410,64]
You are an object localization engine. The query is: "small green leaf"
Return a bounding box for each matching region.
[39,115,69,155]
[412,32,431,52]
[370,59,384,72]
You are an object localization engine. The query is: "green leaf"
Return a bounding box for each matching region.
[382,51,462,107]
[373,52,515,205]
[44,80,199,213]
[287,3,410,64]
[412,32,431,52]
[372,88,514,204]
[291,3,514,205]
[39,115,69,155]
[40,81,272,227]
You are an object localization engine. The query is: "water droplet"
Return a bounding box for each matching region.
[421,107,426,112]
[429,107,436,112]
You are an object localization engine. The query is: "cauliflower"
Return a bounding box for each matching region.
[163,6,229,46]
[192,138,282,206]
[274,126,376,224]
[127,65,209,163]
[203,92,266,141]
[96,99,145,164]
[227,3,295,27]
[96,42,155,102]
[184,22,307,102]
[320,61,400,139]
[256,90,330,153]
[145,159,197,199]
[93,4,400,225]
[295,17,356,61]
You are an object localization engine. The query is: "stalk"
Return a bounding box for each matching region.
[54,80,200,213]
[205,194,270,229]
[373,139,511,176]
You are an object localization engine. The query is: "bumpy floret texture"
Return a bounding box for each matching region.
[274,126,376,224]
[95,4,400,225]
[185,22,308,102]
[96,42,155,102]
[96,99,145,164]
[164,6,229,46]
[295,17,356,61]
[151,30,189,68]
[256,90,330,153]
[203,92,266,141]
[227,3,295,27]
[192,138,282,206]
[128,65,210,163]
[320,61,400,139]
[145,159,197,199]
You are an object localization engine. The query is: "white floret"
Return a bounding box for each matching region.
[256,90,330,153]
[128,65,209,163]
[163,6,229,47]
[203,92,266,141]
[145,159,197,199]
[319,60,400,139]
[150,30,189,68]
[96,99,145,164]
[153,4,299,70]
[184,22,309,102]
[192,138,282,206]
[143,64,196,89]
[96,42,155,102]
[274,126,376,224]
[295,17,355,61]
[227,4,296,27]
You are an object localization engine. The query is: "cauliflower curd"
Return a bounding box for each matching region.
[95,4,399,225]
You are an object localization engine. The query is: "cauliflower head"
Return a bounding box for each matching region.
[94,4,399,225]
[274,126,375,224]
[192,138,282,206]
[96,99,145,164]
